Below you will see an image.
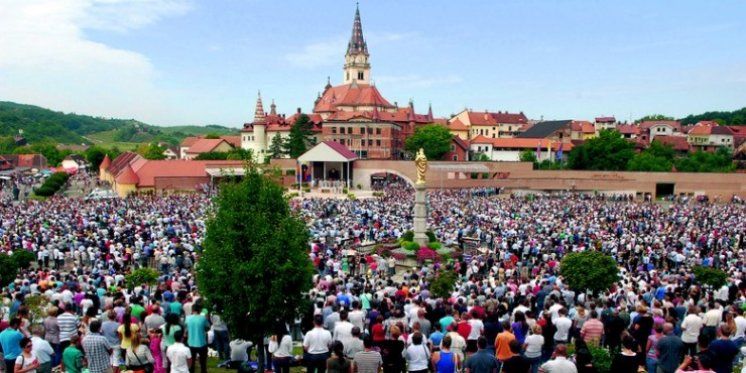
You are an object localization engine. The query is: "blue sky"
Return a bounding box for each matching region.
[1,0,745,127]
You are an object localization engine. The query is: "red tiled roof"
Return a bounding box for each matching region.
[687,122,715,135]
[616,124,641,135]
[595,116,616,123]
[432,118,448,125]
[325,109,428,125]
[185,138,231,154]
[448,119,469,131]
[221,136,241,147]
[314,83,394,112]
[466,111,528,126]
[639,120,681,132]
[180,136,201,147]
[571,120,595,134]
[108,152,141,176]
[654,136,691,152]
[115,165,139,184]
[452,136,470,150]
[133,160,244,187]
[99,154,111,170]
[711,126,733,135]
[470,136,573,151]
[321,141,358,160]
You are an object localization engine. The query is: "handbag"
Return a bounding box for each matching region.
[127,347,154,373]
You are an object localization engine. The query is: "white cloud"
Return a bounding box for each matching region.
[284,36,346,69]
[0,0,190,123]
[375,74,462,89]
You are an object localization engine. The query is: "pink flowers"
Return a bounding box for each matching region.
[417,247,440,262]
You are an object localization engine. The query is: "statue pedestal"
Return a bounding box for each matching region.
[413,183,428,247]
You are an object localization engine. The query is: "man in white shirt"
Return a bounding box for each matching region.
[540,345,578,373]
[31,326,54,373]
[733,308,746,343]
[166,330,192,373]
[333,310,354,343]
[681,305,703,355]
[303,315,332,373]
[702,302,723,342]
[553,308,572,344]
[348,302,366,331]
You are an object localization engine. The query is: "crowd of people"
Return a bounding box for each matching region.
[0,169,744,373]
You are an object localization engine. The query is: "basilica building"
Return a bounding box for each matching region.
[241,5,433,161]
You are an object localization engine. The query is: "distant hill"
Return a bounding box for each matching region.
[0,101,238,146]
[679,107,746,126]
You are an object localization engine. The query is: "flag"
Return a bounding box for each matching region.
[556,142,563,161]
[536,142,541,160]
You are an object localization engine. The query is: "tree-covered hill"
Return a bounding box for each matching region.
[679,107,746,126]
[0,101,238,146]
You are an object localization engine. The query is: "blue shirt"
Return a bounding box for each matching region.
[0,328,23,360]
[185,314,208,348]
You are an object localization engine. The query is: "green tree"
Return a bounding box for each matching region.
[138,143,166,160]
[635,114,674,123]
[627,140,675,172]
[0,255,18,287]
[194,152,229,160]
[226,148,254,161]
[568,129,635,170]
[560,251,619,294]
[204,133,221,139]
[405,124,453,160]
[283,114,314,158]
[675,148,735,173]
[430,270,458,299]
[197,168,313,371]
[519,149,537,163]
[14,142,70,166]
[125,268,160,290]
[268,134,285,159]
[471,153,491,162]
[11,250,36,270]
[692,266,728,288]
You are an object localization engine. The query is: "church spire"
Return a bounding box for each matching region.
[253,91,266,124]
[269,99,277,116]
[346,3,368,56]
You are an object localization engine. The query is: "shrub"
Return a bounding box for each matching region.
[357,183,362,190]
[588,345,612,373]
[34,172,69,197]
[303,187,311,193]
[401,231,415,242]
[428,242,442,251]
[342,188,348,194]
[347,193,356,200]
[692,266,728,288]
[373,191,384,198]
[286,192,299,199]
[125,268,160,290]
[0,255,18,287]
[430,270,458,299]
[426,230,437,243]
[11,250,36,269]
[402,241,420,251]
[560,251,619,294]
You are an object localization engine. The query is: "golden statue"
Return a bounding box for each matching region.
[415,148,428,185]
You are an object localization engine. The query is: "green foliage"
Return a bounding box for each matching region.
[11,250,36,270]
[430,271,458,299]
[401,241,420,251]
[84,146,120,169]
[627,140,676,172]
[34,172,69,197]
[401,231,415,242]
[197,168,313,344]
[137,143,167,160]
[536,160,566,170]
[426,230,437,243]
[226,148,253,161]
[519,149,537,163]
[635,114,674,123]
[22,295,46,324]
[568,130,635,171]
[268,135,285,159]
[283,114,315,158]
[0,255,18,287]
[560,251,619,294]
[472,153,491,162]
[204,133,221,139]
[125,268,160,290]
[679,107,746,126]
[427,242,442,250]
[347,193,356,200]
[674,148,735,172]
[588,345,613,373]
[14,142,71,166]
[692,266,728,288]
[194,152,229,160]
[405,124,453,160]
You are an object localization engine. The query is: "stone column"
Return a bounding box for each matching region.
[413,183,428,246]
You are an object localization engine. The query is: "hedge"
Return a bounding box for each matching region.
[34,172,69,197]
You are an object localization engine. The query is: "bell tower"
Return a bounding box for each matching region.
[343,3,370,85]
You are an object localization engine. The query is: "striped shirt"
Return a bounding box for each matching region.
[353,350,382,373]
[580,319,604,344]
[57,313,79,342]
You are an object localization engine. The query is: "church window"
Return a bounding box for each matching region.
[358,71,364,80]
[346,72,350,81]
[331,127,337,134]
[376,140,381,146]
[340,127,345,134]
[376,128,381,135]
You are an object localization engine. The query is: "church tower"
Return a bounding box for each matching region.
[343,4,371,85]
